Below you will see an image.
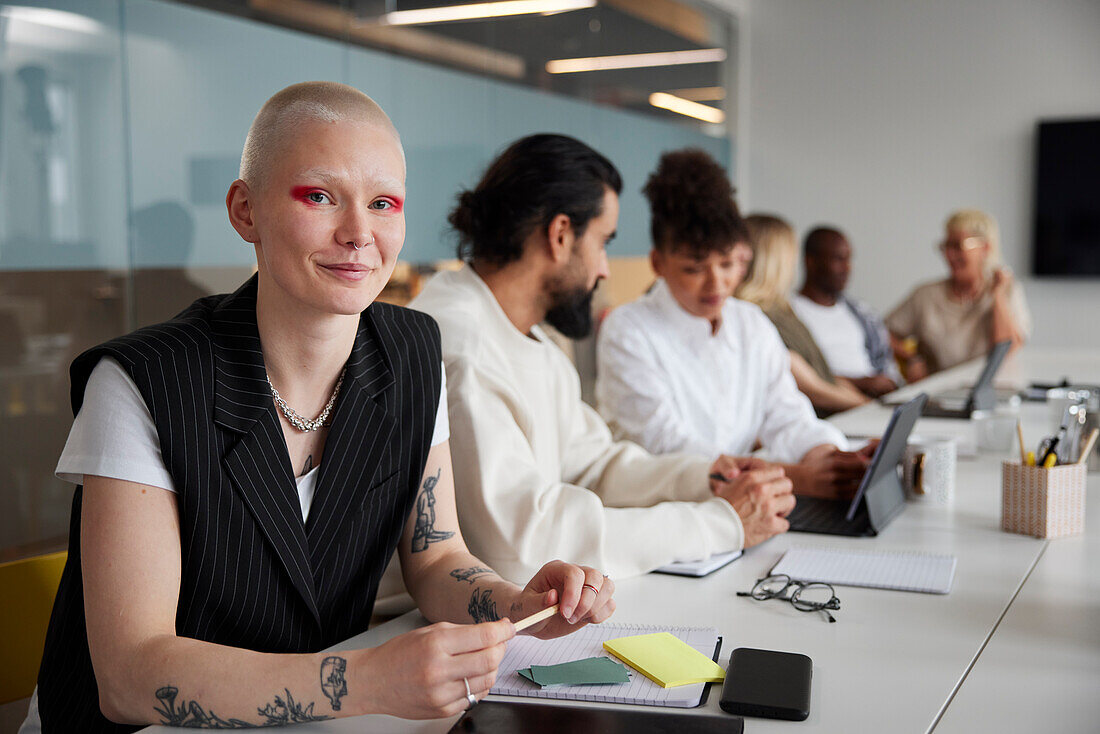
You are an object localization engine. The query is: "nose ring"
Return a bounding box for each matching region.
[351,238,374,251]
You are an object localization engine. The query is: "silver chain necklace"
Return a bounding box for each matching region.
[267,368,346,432]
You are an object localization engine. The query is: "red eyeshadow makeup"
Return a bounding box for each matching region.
[290,186,326,204]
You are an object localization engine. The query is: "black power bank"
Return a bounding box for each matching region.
[719,647,812,721]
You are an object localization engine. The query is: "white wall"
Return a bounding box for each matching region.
[731,0,1100,349]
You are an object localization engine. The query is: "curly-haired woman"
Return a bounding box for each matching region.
[595,149,875,501]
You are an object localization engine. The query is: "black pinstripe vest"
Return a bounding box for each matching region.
[37,276,441,732]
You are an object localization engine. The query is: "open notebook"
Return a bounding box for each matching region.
[490,623,721,708]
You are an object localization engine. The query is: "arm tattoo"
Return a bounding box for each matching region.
[468,587,500,623]
[320,656,348,711]
[154,685,331,727]
[450,566,493,584]
[411,467,454,552]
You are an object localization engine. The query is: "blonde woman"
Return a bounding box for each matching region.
[886,209,1031,378]
[738,214,868,414]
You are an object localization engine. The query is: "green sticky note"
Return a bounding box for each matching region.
[517,657,630,687]
[603,632,725,688]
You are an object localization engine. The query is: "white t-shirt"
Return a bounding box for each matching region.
[55,357,450,523]
[790,293,876,379]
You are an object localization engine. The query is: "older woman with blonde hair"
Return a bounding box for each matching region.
[885,209,1030,379]
[738,214,868,414]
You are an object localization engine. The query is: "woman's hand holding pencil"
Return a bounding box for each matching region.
[507,560,616,640]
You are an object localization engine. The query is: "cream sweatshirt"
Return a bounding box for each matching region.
[409,266,744,582]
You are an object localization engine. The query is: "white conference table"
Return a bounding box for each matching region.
[935,496,1100,733]
[141,347,1098,733]
[932,355,1100,733]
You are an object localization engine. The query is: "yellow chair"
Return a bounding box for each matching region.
[0,550,66,704]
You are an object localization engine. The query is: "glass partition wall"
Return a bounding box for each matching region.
[0,0,736,560]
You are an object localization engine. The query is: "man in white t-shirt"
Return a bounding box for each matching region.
[790,227,900,398]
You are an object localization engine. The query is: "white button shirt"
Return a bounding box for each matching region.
[596,279,847,463]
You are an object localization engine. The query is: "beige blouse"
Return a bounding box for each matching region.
[885,279,1031,373]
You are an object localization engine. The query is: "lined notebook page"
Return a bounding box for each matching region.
[490,623,719,707]
[770,546,957,594]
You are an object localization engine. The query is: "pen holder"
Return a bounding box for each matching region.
[1001,462,1086,538]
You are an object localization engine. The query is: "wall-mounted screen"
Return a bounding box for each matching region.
[1032,119,1100,277]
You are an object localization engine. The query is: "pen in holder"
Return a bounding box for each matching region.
[1001,461,1086,538]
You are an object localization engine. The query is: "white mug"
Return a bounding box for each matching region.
[904,436,957,506]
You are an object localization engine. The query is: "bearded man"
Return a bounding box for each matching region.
[410,134,794,583]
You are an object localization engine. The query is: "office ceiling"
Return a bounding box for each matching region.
[179,0,730,129]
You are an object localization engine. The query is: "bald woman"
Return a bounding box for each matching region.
[26,82,613,733]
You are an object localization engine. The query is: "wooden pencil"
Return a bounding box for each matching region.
[513,604,560,631]
[1077,428,1099,466]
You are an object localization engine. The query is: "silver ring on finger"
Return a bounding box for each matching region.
[582,582,600,595]
[464,676,477,709]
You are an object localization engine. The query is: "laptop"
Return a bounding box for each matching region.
[787,393,928,537]
[883,340,1011,419]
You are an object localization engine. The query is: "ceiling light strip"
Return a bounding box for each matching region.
[546,47,726,74]
[381,0,595,26]
[0,6,106,34]
[649,92,724,124]
[667,86,726,102]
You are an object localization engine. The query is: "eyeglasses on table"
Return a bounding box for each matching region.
[737,574,841,622]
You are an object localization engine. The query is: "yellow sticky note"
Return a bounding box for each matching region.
[603,632,725,688]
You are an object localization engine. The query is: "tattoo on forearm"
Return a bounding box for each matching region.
[411,467,454,552]
[255,690,328,726]
[450,566,493,584]
[468,587,500,623]
[154,685,331,728]
[320,656,347,711]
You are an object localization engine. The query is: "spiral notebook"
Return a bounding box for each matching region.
[489,623,721,708]
[770,546,957,594]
